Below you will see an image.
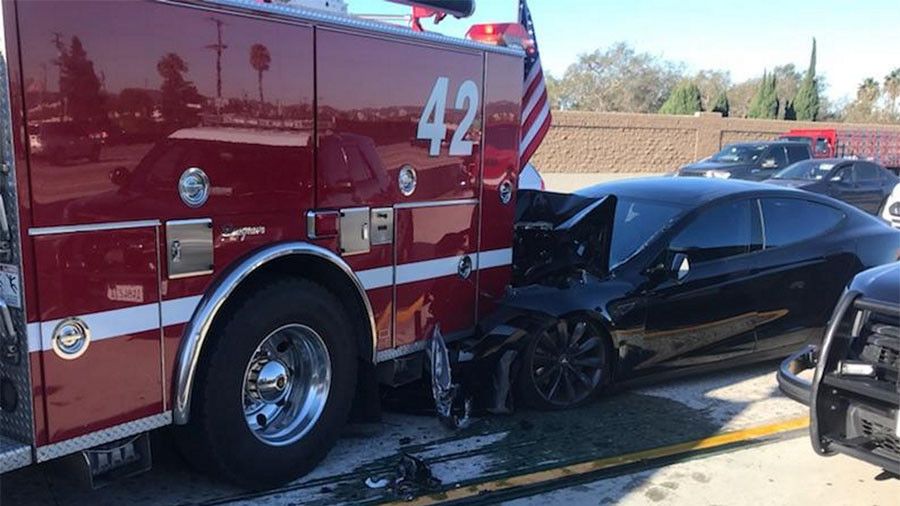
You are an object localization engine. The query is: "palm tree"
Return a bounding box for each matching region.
[885,68,900,118]
[857,77,881,104]
[249,43,271,105]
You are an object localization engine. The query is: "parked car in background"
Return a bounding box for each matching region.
[519,162,546,190]
[676,140,811,181]
[778,262,900,476]
[881,183,900,229]
[483,177,900,410]
[28,121,102,164]
[766,158,899,215]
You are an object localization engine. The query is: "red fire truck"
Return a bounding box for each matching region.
[0,0,529,488]
[781,128,900,171]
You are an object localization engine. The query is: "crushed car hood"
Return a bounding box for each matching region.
[513,190,616,286]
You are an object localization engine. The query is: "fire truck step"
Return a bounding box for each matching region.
[69,433,153,489]
[0,435,32,473]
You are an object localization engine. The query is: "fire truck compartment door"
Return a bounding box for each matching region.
[33,227,163,444]
[316,30,484,347]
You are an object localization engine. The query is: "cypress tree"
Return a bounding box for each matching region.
[711,90,730,117]
[794,38,820,121]
[659,81,703,115]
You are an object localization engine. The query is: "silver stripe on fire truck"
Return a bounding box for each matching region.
[161,295,203,327]
[26,295,203,353]
[28,219,162,236]
[357,247,513,290]
[25,249,512,352]
[477,248,514,270]
[393,198,479,210]
[356,266,393,291]
[36,411,172,462]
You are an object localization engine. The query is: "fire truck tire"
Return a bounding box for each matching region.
[516,317,611,411]
[178,278,357,489]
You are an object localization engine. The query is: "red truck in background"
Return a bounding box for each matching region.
[781,128,900,172]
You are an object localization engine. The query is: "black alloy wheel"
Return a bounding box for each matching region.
[518,318,609,410]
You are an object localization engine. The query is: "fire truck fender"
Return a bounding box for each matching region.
[172,241,377,425]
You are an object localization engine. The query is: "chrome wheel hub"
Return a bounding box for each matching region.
[242,324,331,447]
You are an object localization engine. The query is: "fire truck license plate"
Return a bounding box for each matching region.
[0,264,21,308]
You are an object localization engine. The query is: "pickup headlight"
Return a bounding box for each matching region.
[704,170,731,179]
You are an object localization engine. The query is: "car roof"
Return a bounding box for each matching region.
[727,140,808,147]
[576,176,792,205]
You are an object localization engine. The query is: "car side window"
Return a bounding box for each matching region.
[767,147,788,168]
[760,198,844,248]
[815,138,829,155]
[670,200,752,263]
[854,162,879,181]
[786,145,810,163]
[830,165,852,183]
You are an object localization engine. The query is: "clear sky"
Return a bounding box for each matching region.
[349,0,900,103]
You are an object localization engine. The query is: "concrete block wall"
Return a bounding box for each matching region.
[531,111,900,173]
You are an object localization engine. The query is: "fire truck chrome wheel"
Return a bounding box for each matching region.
[518,318,610,410]
[242,324,331,447]
[176,279,357,489]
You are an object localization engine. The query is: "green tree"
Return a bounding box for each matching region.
[659,81,702,115]
[549,42,684,113]
[54,36,105,124]
[249,43,271,105]
[157,52,202,127]
[747,71,779,119]
[843,77,883,123]
[794,38,820,121]
[884,68,900,118]
[711,89,729,116]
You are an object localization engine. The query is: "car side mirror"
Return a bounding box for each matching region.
[109,166,129,187]
[829,174,844,183]
[670,252,690,281]
[761,159,777,169]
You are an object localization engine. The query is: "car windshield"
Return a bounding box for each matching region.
[773,160,837,180]
[610,197,685,270]
[710,144,767,163]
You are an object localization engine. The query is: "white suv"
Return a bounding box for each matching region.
[881,182,900,229]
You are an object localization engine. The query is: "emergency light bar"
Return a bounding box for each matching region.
[386,0,475,18]
[466,23,531,50]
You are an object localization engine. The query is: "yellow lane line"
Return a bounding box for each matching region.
[391,416,810,505]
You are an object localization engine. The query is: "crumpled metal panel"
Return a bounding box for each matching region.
[36,412,172,462]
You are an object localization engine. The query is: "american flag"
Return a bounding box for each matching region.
[519,0,551,169]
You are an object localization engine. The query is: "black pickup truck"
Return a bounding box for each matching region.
[778,262,900,476]
[677,140,812,181]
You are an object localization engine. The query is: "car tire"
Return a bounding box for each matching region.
[516,317,611,411]
[177,278,358,490]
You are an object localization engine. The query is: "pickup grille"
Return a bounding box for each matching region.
[860,324,900,380]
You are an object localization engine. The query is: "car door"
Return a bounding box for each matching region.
[853,162,889,214]
[752,197,852,354]
[825,163,864,208]
[639,198,760,374]
[753,146,787,180]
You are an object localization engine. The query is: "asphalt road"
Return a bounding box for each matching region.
[3,361,895,505]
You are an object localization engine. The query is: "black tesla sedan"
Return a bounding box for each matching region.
[765,158,899,215]
[471,177,900,411]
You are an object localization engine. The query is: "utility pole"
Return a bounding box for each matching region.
[205,17,228,102]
